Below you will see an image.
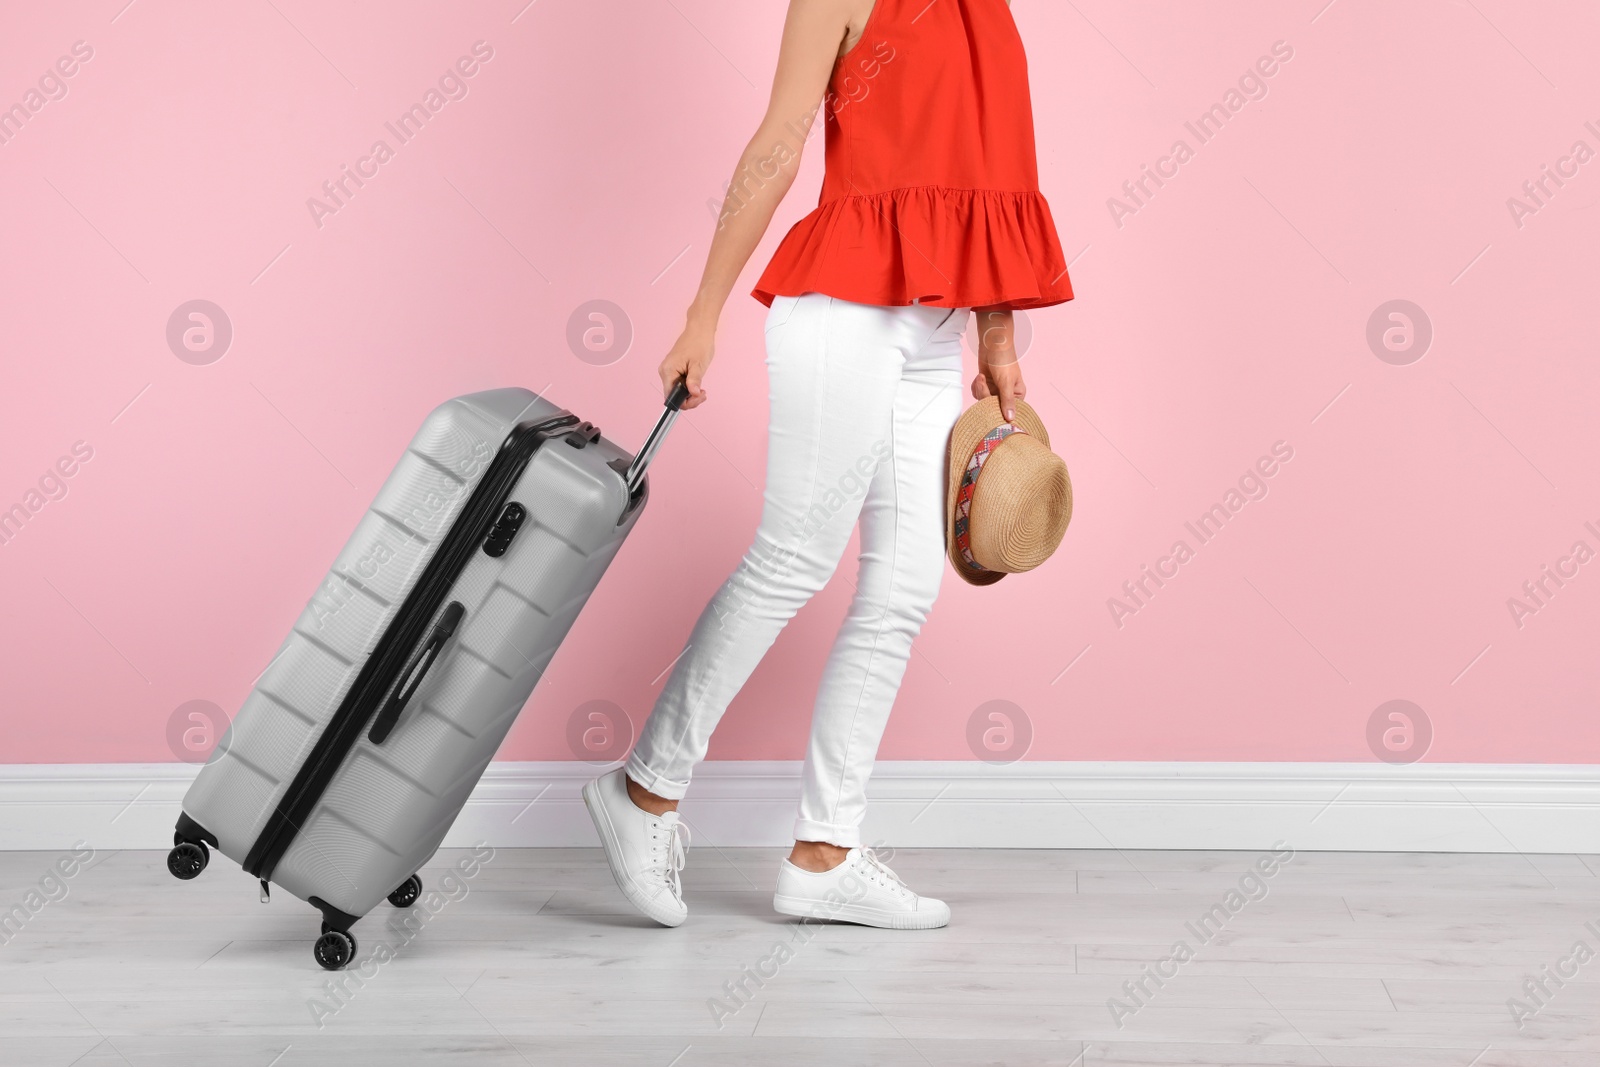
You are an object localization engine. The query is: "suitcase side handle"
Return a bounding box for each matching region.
[368,600,466,744]
[623,376,691,494]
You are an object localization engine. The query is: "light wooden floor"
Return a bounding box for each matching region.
[0,846,1596,1066]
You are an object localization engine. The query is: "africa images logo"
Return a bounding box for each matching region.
[1,441,94,549]
[1106,442,1294,628]
[306,41,495,229]
[0,40,94,148]
[1107,40,1295,229]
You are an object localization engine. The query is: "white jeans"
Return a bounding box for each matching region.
[626,294,969,847]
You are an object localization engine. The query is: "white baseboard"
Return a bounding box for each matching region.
[2,761,1598,853]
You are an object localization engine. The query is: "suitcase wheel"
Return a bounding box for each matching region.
[387,873,422,909]
[166,841,209,880]
[313,929,357,971]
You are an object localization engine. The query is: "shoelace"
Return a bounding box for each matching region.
[856,846,911,898]
[650,813,691,901]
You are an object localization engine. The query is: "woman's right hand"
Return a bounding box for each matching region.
[659,316,714,410]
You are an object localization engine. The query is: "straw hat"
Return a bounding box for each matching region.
[945,397,1072,586]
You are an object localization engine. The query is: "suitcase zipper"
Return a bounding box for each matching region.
[242,412,581,883]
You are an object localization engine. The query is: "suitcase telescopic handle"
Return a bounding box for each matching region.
[624,376,691,494]
[368,600,466,744]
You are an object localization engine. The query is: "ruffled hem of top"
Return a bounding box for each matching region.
[752,186,1075,311]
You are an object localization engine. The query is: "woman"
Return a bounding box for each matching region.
[584,0,1072,929]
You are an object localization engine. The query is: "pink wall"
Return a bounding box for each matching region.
[1,0,1596,766]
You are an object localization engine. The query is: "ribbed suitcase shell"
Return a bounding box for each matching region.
[180,387,644,917]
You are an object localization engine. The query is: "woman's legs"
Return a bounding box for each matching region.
[626,294,943,801]
[596,294,965,927]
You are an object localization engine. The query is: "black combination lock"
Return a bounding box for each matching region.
[482,501,527,558]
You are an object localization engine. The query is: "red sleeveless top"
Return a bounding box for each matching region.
[752,0,1074,311]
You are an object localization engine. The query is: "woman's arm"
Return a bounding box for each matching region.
[975,0,1025,420]
[973,2,1026,420]
[658,0,858,409]
[972,306,1025,423]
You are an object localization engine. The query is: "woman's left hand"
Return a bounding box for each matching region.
[971,307,1025,422]
[972,361,1026,424]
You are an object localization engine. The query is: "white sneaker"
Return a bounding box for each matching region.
[582,769,690,927]
[773,847,950,930]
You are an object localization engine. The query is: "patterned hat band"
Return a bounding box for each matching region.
[953,423,1028,571]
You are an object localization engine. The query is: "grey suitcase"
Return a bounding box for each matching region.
[168,382,687,970]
